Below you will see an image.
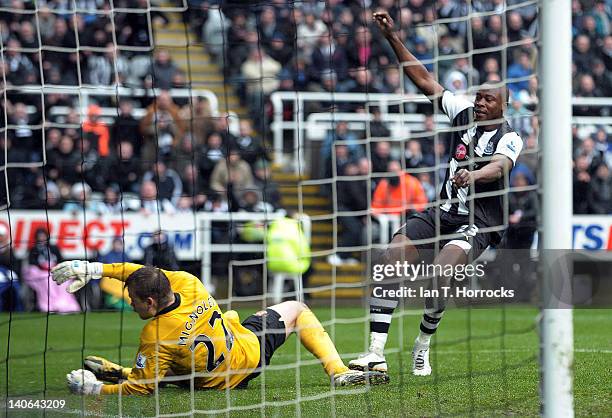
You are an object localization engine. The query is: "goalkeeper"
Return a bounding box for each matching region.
[52,261,388,395]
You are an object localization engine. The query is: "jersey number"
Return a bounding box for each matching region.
[190,311,234,372]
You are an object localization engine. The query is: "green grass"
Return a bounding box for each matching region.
[0,307,610,417]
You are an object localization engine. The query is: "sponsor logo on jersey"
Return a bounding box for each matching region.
[455,143,467,160]
[507,140,516,153]
[135,352,146,369]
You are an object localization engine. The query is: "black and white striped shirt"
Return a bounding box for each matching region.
[438,91,523,235]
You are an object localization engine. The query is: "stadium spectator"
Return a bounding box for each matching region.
[48,135,81,186]
[519,134,539,177]
[573,154,592,214]
[253,159,282,211]
[143,161,183,207]
[234,120,269,169]
[99,186,123,214]
[139,91,186,163]
[592,1,610,36]
[112,99,143,152]
[0,224,13,270]
[0,222,21,311]
[405,139,434,169]
[573,35,593,75]
[412,37,433,72]
[507,51,534,93]
[210,146,255,210]
[348,67,381,96]
[99,237,131,310]
[110,141,141,194]
[507,96,535,139]
[240,48,281,125]
[320,121,362,171]
[0,265,21,312]
[587,163,612,214]
[212,113,238,146]
[297,13,327,60]
[371,141,392,174]
[83,104,111,158]
[418,172,437,202]
[147,49,178,89]
[331,161,370,265]
[143,230,179,271]
[202,5,229,66]
[197,132,226,189]
[188,97,215,147]
[8,102,41,163]
[170,134,197,176]
[506,170,538,248]
[63,182,104,213]
[22,228,80,313]
[369,108,391,138]
[591,59,611,97]
[237,187,274,213]
[5,38,36,85]
[371,160,428,215]
[602,35,612,70]
[574,74,603,116]
[35,6,55,38]
[116,0,168,49]
[139,180,176,215]
[310,31,349,83]
[267,33,293,68]
[180,163,208,211]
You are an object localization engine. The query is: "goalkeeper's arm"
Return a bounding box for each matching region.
[373,10,444,99]
[51,261,146,292]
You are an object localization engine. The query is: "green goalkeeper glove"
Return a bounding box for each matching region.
[52,260,103,293]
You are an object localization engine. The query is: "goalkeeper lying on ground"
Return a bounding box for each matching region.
[51,261,388,395]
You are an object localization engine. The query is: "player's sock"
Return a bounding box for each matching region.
[418,307,445,344]
[296,309,348,376]
[369,297,398,356]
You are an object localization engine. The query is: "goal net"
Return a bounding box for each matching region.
[0,0,606,416]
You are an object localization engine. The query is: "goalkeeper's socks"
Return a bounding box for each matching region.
[368,297,398,356]
[418,307,445,344]
[296,309,348,376]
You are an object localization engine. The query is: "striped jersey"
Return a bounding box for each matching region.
[437,90,523,238]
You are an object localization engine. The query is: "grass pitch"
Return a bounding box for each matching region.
[1,306,610,417]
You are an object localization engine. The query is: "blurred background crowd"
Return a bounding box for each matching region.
[0,0,610,310]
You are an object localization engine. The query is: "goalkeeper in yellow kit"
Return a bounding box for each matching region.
[52,261,388,395]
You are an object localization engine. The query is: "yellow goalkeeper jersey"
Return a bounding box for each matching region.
[98,263,260,395]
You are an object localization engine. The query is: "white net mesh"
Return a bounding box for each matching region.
[1,0,610,416]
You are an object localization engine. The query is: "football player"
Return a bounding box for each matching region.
[52,261,388,395]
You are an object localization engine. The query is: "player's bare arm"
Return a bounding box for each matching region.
[451,155,513,188]
[373,11,444,99]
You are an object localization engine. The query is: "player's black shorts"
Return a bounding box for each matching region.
[394,207,496,262]
[239,309,286,386]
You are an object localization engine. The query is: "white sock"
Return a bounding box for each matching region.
[369,332,388,357]
[416,331,432,346]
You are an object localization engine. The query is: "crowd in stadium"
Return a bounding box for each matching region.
[1,0,610,216]
[1,0,610,309]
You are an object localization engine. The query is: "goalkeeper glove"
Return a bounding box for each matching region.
[52,260,103,293]
[66,369,103,395]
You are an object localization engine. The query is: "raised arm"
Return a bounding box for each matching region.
[373,11,444,99]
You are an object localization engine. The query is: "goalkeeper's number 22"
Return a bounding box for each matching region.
[190,311,234,372]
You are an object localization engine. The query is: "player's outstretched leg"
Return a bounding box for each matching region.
[270,301,389,386]
[349,236,419,373]
[411,243,467,376]
[84,356,131,383]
